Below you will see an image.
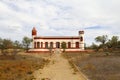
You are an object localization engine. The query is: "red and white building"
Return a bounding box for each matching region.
[29,27,85,53]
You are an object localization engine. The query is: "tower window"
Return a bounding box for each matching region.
[80,37,83,41]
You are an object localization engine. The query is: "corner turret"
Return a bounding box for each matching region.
[32,27,37,48]
[79,31,84,50]
[32,27,37,36]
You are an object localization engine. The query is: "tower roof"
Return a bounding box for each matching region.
[79,31,84,34]
[32,27,37,35]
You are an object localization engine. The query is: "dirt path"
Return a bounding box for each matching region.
[33,53,87,80]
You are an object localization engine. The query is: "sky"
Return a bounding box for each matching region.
[0,0,120,46]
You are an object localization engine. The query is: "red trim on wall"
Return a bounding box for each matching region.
[34,37,79,39]
[33,47,82,49]
[34,47,82,49]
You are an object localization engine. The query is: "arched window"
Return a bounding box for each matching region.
[56,42,60,48]
[61,42,66,49]
[68,42,71,48]
[76,42,79,48]
[80,37,83,41]
[34,42,36,48]
[37,42,40,48]
[41,42,43,48]
[45,42,48,48]
[50,42,53,48]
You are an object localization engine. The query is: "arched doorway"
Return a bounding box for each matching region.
[50,42,53,48]
[37,42,40,48]
[34,42,37,48]
[76,42,79,48]
[68,42,71,48]
[56,42,60,48]
[45,42,48,48]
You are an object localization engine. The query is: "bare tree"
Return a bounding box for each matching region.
[95,35,108,45]
[95,35,108,51]
[106,36,119,49]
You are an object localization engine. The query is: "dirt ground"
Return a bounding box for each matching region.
[0,52,50,80]
[66,52,120,80]
[33,53,87,80]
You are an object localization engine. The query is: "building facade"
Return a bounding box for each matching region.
[29,27,85,53]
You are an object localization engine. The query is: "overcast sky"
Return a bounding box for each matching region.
[0,0,120,46]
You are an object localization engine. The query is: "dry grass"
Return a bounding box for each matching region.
[0,53,50,80]
[65,52,120,80]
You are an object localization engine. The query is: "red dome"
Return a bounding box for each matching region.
[32,27,37,36]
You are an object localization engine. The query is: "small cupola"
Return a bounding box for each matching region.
[32,27,37,36]
[79,31,84,34]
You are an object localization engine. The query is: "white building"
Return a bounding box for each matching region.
[29,27,85,53]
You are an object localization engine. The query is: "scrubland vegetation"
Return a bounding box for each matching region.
[89,35,120,52]
[0,37,50,80]
[0,35,120,80]
[0,53,50,80]
[64,51,120,80]
[63,35,120,80]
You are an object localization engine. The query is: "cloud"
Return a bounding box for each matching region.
[84,26,103,30]
[0,0,120,45]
